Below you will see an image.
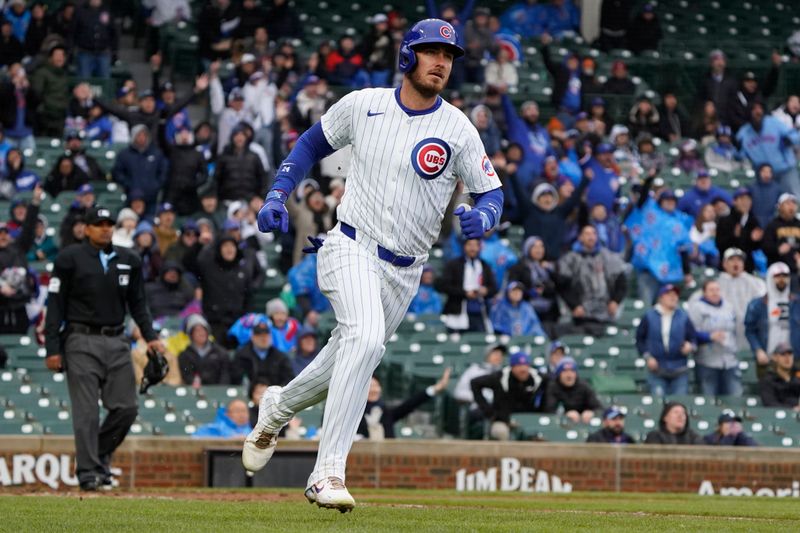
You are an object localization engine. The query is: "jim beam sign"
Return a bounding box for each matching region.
[455,458,572,493]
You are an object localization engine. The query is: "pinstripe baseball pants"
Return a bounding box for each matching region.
[259,224,425,485]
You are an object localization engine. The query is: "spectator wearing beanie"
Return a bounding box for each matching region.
[543,357,602,424]
[470,352,545,440]
[112,208,139,249]
[266,298,301,353]
[507,236,558,325]
[178,314,231,386]
[490,282,546,338]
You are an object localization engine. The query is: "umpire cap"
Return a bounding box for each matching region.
[85,207,115,225]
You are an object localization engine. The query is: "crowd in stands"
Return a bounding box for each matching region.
[0,0,799,442]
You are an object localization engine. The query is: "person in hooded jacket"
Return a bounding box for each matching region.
[215,125,269,202]
[490,281,546,338]
[0,185,40,332]
[178,313,231,385]
[145,261,194,319]
[196,235,259,345]
[745,262,793,378]
[164,126,208,216]
[470,104,502,157]
[750,164,782,228]
[112,125,169,215]
[543,357,602,424]
[131,221,162,283]
[644,402,703,445]
[506,236,558,325]
[27,214,58,262]
[510,175,590,260]
[358,369,450,440]
[626,3,662,54]
[193,399,252,438]
[164,220,202,278]
[2,148,39,195]
[230,321,294,387]
[43,155,90,198]
[715,187,762,273]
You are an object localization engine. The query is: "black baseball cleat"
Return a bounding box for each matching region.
[79,478,99,492]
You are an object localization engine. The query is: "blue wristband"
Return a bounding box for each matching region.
[266,190,288,204]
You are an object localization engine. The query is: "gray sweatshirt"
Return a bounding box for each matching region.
[687,298,739,369]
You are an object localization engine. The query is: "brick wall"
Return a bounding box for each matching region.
[2,437,799,494]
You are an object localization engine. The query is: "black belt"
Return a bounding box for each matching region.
[340,222,416,268]
[67,323,125,336]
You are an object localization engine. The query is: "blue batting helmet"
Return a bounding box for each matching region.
[398,18,465,73]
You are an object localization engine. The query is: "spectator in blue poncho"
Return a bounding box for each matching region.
[480,231,518,288]
[193,400,252,438]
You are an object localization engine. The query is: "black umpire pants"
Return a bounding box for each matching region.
[65,331,138,484]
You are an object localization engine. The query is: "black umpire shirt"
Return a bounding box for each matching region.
[45,241,157,355]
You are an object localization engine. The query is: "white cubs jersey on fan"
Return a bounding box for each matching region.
[321,87,502,256]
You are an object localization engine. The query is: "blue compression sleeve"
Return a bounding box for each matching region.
[470,188,504,230]
[271,122,335,195]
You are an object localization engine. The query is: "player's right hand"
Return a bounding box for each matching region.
[258,190,289,233]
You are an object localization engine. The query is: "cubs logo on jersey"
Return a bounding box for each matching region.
[411,137,452,180]
[481,155,496,177]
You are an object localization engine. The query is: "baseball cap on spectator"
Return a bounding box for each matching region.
[778,193,797,205]
[474,6,491,17]
[590,96,605,107]
[248,71,265,84]
[76,183,94,196]
[507,281,525,294]
[742,71,757,81]
[596,142,614,154]
[723,247,745,261]
[304,75,321,88]
[139,89,155,100]
[128,189,146,202]
[770,262,791,276]
[0,222,9,233]
[732,187,751,199]
[716,125,732,138]
[241,53,257,64]
[509,352,531,367]
[116,86,132,99]
[718,410,742,424]
[657,189,676,203]
[657,284,680,298]
[156,202,175,215]
[298,327,317,340]
[85,207,114,225]
[370,13,388,23]
[695,169,710,180]
[603,406,625,420]
[223,218,241,231]
[252,322,271,335]
[228,87,245,103]
[160,81,175,93]
[575,111,589,121]
[181,219,199,234]
[549,340,570,355]
[773,342,793,355]
[554,357,577,378]
[266,298,289,317]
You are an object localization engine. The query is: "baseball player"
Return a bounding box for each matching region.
[241,18,504,512]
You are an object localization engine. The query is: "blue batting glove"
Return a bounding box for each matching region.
[302,236,325,254]
[454,205,490,240]
[258,190,289,233]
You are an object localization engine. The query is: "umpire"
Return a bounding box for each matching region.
[44,206,164,491]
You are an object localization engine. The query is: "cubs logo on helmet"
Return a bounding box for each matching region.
[439,25,453,39]
[411,138,452,180]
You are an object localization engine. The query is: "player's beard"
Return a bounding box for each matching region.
[408,67,447,99]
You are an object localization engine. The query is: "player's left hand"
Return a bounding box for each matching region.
[454,205,488,240]
[302,236,325,254]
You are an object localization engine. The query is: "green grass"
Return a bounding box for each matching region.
[1,489,798,532]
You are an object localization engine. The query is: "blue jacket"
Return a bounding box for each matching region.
[481,233,519,286]
[193,407,252,438]
[425,0,476,47]
[744,296,768,356]
[490,298,546,337]
[288,254,331,314]
[702,430,758,446]
[500,2,546,37]
[636,307,698,372]
[408,284,443,316]
[750,176,782,228]
[581,157,620,212]
[677,185,733,218]
[112,142,169,207]
[502,94,553,178]
[736,116,800,174]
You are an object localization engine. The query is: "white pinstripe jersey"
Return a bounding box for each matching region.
[321,87,502,257]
